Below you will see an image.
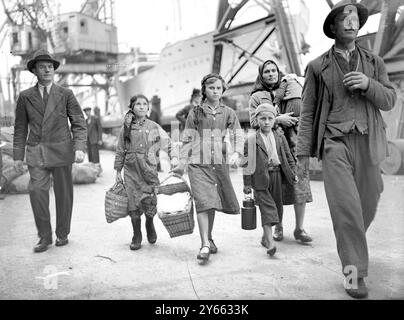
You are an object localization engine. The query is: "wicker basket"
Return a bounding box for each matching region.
[105,181,129,223]
[157,174,195,238]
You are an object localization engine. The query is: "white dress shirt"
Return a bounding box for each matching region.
[37,82,53,98]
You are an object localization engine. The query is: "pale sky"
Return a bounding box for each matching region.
[0,0,381,101]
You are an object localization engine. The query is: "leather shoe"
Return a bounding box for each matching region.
[55,237,69,247]
[197,246,210,260]
[273,224,283,241]
[293,229,312,243]
[33,238,52,253]
[345,277,368,299]
[208,239,217,254]
[267,246,277,257]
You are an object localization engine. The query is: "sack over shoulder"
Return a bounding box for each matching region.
[105,181,128,223]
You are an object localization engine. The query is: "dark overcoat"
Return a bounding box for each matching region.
[87,115,102,144]
[243,130,296,190]
[13,83,87,167]
[297,45,397,165]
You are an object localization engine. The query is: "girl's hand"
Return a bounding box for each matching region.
[170,166,185,177]
[116,170,123,184]
[170,157,179,168]
[229,152,240,169]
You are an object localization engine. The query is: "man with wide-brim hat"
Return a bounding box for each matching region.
[297,0,396,299]
[27,49,60,73]
[323,0,368,39]
[13,48,87,253]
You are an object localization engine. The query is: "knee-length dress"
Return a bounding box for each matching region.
[180,103,244,214]
[114,117,177,216]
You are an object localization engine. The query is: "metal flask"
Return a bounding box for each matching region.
[241,195,256,230]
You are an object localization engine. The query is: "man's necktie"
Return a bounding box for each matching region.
[43,86,49,106]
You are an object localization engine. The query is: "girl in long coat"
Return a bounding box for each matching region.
[249,60,313,243]
[171,73,244,261]
[114,94,178,250]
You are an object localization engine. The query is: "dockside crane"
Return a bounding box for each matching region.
[1,0,119,116]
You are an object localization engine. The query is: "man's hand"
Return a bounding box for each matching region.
[276,112,298,127]
[97,140,103,146]
[75,150,85,163]
[14,160,24,173]
[243,185,252,194]
[297,156,310,181]
[343,72,370,91]
[116,170,123,184]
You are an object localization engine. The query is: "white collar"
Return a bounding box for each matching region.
[38,82,53,93]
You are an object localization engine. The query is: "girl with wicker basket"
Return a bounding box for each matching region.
[114,94,179,250]
[171,73,244,261]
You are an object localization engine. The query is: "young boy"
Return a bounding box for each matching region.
[243,103,297,256]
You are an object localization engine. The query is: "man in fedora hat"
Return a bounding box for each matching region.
[83,106,103,175]
[13,49,87,252]
[297,0,396,298]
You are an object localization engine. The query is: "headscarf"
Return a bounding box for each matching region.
[250,60,284,96]
[123,94,149,144]
[123,109,136,144]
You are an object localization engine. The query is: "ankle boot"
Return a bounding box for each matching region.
[145,216,157,244]
[130,216,142,250]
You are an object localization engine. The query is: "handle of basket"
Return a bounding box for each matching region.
[158,173,192,196]
[112,181,125,191]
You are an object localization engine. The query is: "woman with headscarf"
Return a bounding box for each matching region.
[249,59,313,245]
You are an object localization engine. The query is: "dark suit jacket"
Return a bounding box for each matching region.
[13,83,87,167]
[243,130,296,190]
[175,104,193,128]
[297,45,397,165]
[86,116,102,144]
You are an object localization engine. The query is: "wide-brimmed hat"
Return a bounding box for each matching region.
[83,107,91,112]
[323,0,368,39]
[27,49,60,73]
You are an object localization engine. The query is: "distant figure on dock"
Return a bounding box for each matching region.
[83,107,103,176]
[13,49,87,253]
[114,94,179,251]
[297,0,397,299]
[175,88,202,131]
